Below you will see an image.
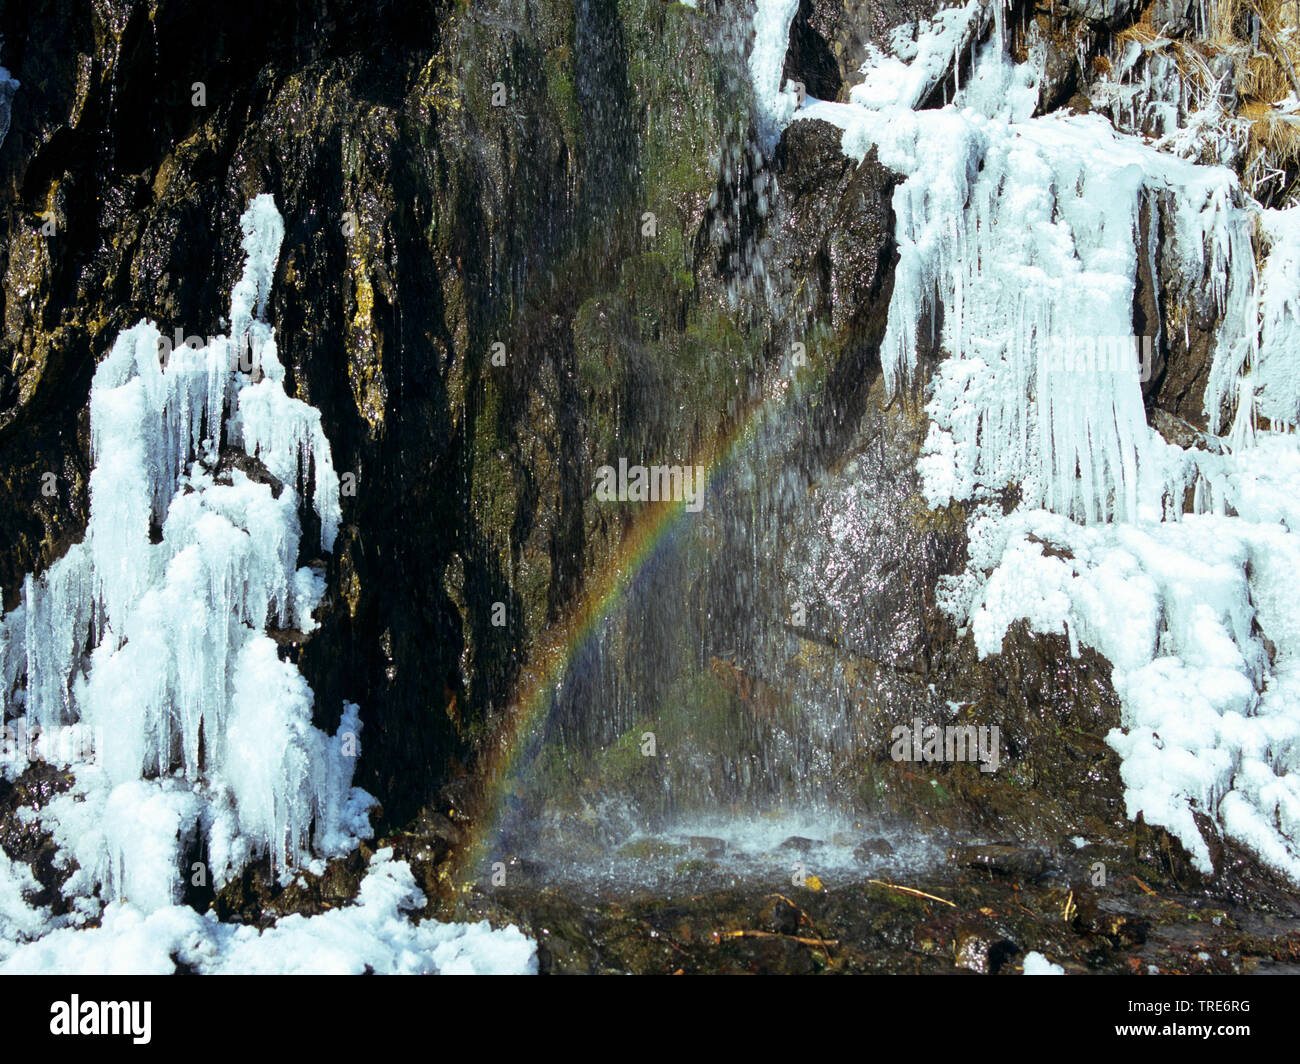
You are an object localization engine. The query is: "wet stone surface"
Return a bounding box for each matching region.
[447,839,1300,975]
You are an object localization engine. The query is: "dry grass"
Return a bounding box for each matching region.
[1204,0,1247,44]
[1111,0,1300,202]
[1118,3,1159,40]
[1244,100,1300,196]
[1238,0,1300,199]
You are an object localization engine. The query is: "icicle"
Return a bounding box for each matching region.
[1253,208,1300,430]
[748,0,801,151]
[0,195,371,912]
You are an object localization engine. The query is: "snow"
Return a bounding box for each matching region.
[0,849,48,964]
[1023,950,1066,974]
[0,850,536,975]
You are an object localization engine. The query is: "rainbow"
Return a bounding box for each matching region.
[451,352,837,883]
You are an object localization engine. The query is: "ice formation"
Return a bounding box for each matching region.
[1090,34,1249,173]
[0,195,369,923]
[943,500,1300,878]
[0,848,47,960]
[1,849,536,975]
[849,0,987,111]
[755,1,1300,879]
[801,25,1256,524]
[749,0,803,150]
[1255,208,1300,429]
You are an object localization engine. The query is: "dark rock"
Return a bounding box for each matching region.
[779,835,824,854]
[1152,0,1199,36]
[773,119,900,336]
[1150,407,1225,454]
[802,0,960,103]
[759,894,804,935]
[854,837,896,861]
[211,450,285,498]
[685,835,728,858]
[1025,14,1084,115]
[1134,813,1209,885]
[1057,0,1146,27]
[954,924,1020,974]
[784,0,844,102]
[952,844,1050,879]
[0,761,73,859]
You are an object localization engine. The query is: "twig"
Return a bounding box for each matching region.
[719,930,840,948]
[765,893,835,957]
[867,879,958,908]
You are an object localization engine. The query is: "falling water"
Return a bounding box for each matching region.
[470,0,1300,894]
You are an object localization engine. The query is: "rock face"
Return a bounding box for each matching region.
[1058,0,1146,26]
[790,0,954,102]
[0,0,755,831]
[1151,0,1199,36]
[0,0,1269,922]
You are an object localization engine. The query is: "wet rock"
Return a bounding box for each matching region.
[854,837,896,862]
[1138,181,1251,431]
[717,933,819,975]
[779,835,824,854]
[952,844,1049,880]
[1024,14,1083,115]
[759,895,804,936]
[773,119,899,337]
[1134,814,1206,885]
[210,450,285,498]
[1080,907,1150,948]
[617,838,686,862]
[784,0,844,102]
[685,836,728,858]
[451,841,1300,973]
[0,762,75,912]
[954,924,1020,974]
[0,762,72,859]
[212,844,372,927]
[414,808,464,850]
[673,858,720,877]
[498,854,547,881]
